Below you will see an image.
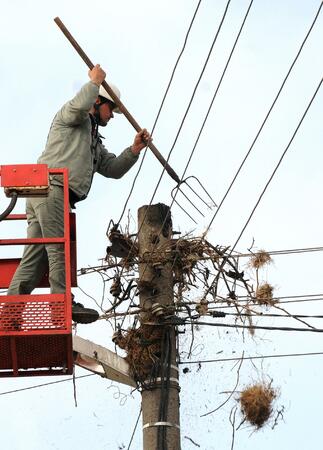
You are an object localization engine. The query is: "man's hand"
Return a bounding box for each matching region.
[89,64,106,87]
[131,129,152,155]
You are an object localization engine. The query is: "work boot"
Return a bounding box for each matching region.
[72,301,99,324]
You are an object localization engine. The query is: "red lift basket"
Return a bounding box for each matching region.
[0,165,76,377]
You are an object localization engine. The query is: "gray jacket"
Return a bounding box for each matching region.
[38,81,138,202]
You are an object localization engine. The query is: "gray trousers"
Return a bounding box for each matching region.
[8,184,66,295]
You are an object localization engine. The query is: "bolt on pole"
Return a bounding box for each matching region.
[138,204,181,450]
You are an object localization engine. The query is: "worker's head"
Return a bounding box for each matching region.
[92,83,121,127]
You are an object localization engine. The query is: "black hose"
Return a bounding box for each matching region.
[0,192,18,221]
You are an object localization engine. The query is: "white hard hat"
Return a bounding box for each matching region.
[99,83,121,114]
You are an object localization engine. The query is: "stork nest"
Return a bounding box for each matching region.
[249,250,272,269]
[146,237,221,285]
[255,283,276,306]
[113,324,164,383]
[240,383,277,428]
[195,299,209,316]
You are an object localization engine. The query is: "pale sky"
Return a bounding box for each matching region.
[1,1,323,449]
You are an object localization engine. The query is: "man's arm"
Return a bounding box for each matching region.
[97,146,138,179]
[130,129,152,155]
[58,65,106,126]
[97,129,151,179]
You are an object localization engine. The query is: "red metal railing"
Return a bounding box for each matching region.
[0,166,74,376]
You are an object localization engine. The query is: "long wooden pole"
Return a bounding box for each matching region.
[138,203,181,450]
[54,17,181,185]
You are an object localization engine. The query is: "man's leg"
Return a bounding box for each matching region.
[2,200,48,330]
[33,185,66,293]
[34,184,99,324]
[8,200,48,295]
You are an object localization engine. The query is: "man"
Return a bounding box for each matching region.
[7,64,151,324]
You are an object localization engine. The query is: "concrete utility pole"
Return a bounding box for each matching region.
[138,204,181,450]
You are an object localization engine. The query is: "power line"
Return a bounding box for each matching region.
[205,310,323,320]
[231,246,323,258]
[116,0,203,225]
[115,0,228,324]
[222,292,323,301]
[114,4,323,327]
[77,245,323,276]
[203,74,323,299]
[179,351,323,365]
[229,75,323,255]
[127,407,142,450]
[273,296,323,305]
[145,0,232,212]
[183,320,323,333]
[117,0,233,327]
[2,342,321,398]
[102,296,323,321]
[125,0,254,323]
[205,0,323,234]
[0,373,95,397]
[100,3,323,345]
[185,292,323,302]
[105,3,323,331]
[121,6,323,332]
[206,294,323,308]
[170,0,254,217]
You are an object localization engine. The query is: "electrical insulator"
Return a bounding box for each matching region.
[151,303,168,318]
[110,277,122,297]
[112,330,121,343]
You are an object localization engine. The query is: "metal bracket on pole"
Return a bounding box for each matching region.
[73,335,136,388]
[143,422,180,430]
[143,377,180,391]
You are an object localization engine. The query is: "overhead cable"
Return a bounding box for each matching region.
[144,0,232,212]
[127,407,142,450]
[171,0,254,207]
[118,0,233,327]
[179,351,323,365]
[221,311,323,319]
[204,74,323,300]
[184,320,323,332]
[0,373,95,397]
[122,0,246,310]
[78,245,323,276]
[205,0,323,234]
[123,58,323,326]
[229,75,323,255]
[116,0,203,225]
[207,294,323,308]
